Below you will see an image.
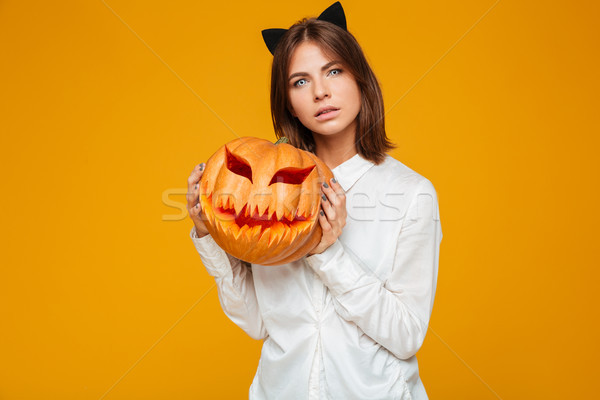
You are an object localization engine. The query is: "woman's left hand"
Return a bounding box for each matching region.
[308,177,347,255]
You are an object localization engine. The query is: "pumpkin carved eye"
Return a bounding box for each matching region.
[226,146,253,183]
[269,165,315,185]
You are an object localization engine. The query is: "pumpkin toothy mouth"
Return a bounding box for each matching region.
[202,194,315,244]
[222,203,308,229]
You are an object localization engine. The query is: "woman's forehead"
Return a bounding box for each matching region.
[288,42,339,71]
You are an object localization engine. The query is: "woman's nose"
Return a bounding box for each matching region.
[313,79,330,100]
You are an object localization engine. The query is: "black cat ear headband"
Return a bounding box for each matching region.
[261,1,347,55]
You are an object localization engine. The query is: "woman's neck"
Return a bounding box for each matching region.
[313,132,358,170]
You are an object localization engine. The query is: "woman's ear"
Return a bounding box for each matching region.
[288,105,297,118]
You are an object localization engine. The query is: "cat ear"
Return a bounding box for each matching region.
[261,2,348,55]
[261,28,288,55]
[317,2,347,31]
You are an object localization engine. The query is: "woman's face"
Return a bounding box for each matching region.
[287,41,362,140]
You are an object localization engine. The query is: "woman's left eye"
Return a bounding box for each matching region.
[329,69,341,76]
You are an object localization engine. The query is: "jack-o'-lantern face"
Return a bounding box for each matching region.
[199,137,333,266]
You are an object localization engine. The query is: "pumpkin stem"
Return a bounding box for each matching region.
[274,136,289,145]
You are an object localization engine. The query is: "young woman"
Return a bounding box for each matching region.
[186,3,442,399]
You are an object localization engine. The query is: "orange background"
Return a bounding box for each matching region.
[1,0,598,398]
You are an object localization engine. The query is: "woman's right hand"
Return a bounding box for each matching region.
[187,163,210,238]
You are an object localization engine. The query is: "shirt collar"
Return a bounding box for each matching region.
[331,153,376,192]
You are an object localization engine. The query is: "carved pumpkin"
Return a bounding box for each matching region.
[199,137,333,266]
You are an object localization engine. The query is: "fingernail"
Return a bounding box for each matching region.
[323,182,329,188]
[200,163,205,170]
[332,178,337,184]
[194,183,198,190]
[322,194,327,201]
[320,210,324,216]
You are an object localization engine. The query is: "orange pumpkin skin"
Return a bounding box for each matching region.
[199,137,334,266]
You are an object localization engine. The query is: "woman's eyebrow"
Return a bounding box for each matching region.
[288,60,342,81]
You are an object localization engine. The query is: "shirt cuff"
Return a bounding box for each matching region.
[304,240,366,297]
[189,226,232,279]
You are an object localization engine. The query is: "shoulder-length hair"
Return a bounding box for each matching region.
[269,18,395,165]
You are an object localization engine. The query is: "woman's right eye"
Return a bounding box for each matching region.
[294,79,307,87]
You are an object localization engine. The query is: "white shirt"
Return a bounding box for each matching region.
[191,153,442,399]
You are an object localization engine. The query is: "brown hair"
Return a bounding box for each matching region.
[269,18,395,165]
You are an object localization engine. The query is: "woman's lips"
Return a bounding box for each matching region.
[315,109,340,121]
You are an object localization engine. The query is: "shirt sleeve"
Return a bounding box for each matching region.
[190,227,268,340]
[304,179,442,360]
